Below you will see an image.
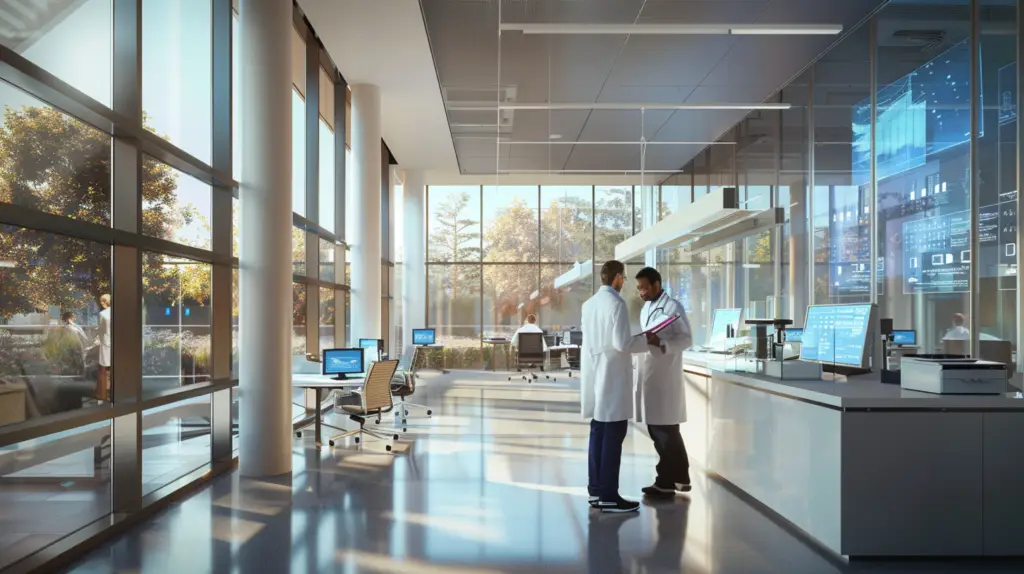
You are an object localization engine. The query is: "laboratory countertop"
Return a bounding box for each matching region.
[682,350,1024,411]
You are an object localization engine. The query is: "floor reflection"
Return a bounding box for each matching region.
[61,371,1024,574]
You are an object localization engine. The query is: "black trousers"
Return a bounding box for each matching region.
[647,424,690,486]
[588,419,628,501]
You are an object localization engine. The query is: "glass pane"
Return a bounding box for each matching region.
[292,228,306,276]
[594,186,634,262]
[875,2,971,353]
[427,186,480,262]
[292,88,306,216]
[483,186,538,261]
[142,254,212,397]
[540,186,593,263]
[232,12,240,180]
[232,196,240,258]
[539,264,588,330]
[142,396,211,496]
[232,268,239,379]
[660,248,711,345]
[660,185,691,220]
[0,83,111,225]
[319,68,335,128]
[319,119,336,233]
[293,283,306,361]
[483,264,537,338]
[427,264,480,345]
[812,24,871,305]
[320,287,335,351]
[142,0,212,163]
[319,237,335,282]
[0,421,111,570]
[977,0,1017,350]
[142,155,212,250]
[0,225,112,416]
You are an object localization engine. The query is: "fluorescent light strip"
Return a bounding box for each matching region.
[496,169,682,174]
[499,23,842,36]
[449,102,790,111]
[505,140,735,146]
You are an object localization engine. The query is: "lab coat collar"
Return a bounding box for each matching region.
[598,285,624,301]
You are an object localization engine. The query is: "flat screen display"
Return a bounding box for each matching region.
[413,329,436,345]
[799,304,874,368]
[707,308,742,347]
[892,330,917,346]
[323,348,364,375]
[359,338,382,362]
[785,328,803,343]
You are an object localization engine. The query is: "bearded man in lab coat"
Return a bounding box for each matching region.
[632,267,693,498]
[581,260,640,513]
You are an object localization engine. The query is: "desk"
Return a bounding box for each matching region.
[679,350,1024,558]
[293,374,365,449]
[413,345,448,373]
[549,344,580,371]
[482,339,511,371]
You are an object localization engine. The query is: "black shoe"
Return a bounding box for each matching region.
[641,483,676,498]
[676,480,692,493]
[588,496,601,508]
[598,498,640,513]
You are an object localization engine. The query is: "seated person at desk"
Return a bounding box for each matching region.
[511,314,548,350]
[942,313,971,341]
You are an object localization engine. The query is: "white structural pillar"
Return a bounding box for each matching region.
[403,169,426,356]
[350,84,382,341]
[238,0,292,477]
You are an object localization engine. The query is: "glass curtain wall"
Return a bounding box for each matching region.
[425,185,642,368]
[655,0,1019,361]
[0,1,352,570]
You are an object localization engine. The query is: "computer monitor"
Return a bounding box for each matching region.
[569,330,583,346]
[562,330,571,346]
[785,328,803,343]
[412,328,436,346]
[799,304,876,368]
[892,330,917,346]
[707,308,743,347]
[358,338,383,362]
[322,348,364,381]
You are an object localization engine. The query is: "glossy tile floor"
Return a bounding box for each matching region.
[63,371,1024,574]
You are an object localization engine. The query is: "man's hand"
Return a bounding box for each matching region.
[646,332,663,350]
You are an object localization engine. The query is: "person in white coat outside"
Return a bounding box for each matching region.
[95,293,112,402]
[632,267,693,498]
[581,260,640,513]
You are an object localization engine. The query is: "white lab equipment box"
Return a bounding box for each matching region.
[901,357,1007,395]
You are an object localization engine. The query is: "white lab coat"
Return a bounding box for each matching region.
[580,286,635,422]
[943,326,971,341]
[631,293,692,425]
[511,323,547,350]
[97,307,112,367]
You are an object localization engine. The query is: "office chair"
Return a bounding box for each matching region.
[510,332,546,382]
[390,349,433,424]
[328,360,401,451]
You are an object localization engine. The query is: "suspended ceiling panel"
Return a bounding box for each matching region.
[421,0,885,176]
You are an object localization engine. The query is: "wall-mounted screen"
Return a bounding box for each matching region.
[892,330,917,346]
[799,304,875,368]
[852,39,982,183]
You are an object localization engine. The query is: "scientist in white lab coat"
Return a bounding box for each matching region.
[581,260,640,514]
[632,267,693,498]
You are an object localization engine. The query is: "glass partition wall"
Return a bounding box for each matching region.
[0,1,352,570]
[654,0,1020,359]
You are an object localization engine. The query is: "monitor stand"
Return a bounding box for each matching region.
[822,364,870,377]
[330,373,350,381]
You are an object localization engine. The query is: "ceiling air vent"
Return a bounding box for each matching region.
[891,29,946,52]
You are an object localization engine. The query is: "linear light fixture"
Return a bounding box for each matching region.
[499,23,842,36]
[496,169,682,174]
[449,102,790,111]
[499,140,735,146]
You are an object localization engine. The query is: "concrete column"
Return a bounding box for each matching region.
[238,0,292,477]
[403,169,426,357]
[350,84,383,341]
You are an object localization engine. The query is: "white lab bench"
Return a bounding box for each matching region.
[680,350,1024,558]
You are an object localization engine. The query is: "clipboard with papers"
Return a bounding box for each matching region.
[636,313,681,336]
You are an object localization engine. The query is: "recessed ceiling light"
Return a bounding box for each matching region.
[549,134,562,140]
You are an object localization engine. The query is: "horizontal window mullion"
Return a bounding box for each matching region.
[292,213,343,245]
[293,274,349,291]
[0,403,132,449]
[136,379,235,412]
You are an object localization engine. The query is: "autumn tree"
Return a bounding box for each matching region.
[427,190,481,337]
[0,106,193,319]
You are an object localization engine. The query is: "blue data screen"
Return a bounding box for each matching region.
[892,330,916,346]
[707,308,742,347]
[800,305,873,367]
[786,328,803,343]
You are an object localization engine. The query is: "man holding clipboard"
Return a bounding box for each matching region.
[631,267,693,498]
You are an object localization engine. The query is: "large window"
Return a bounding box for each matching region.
[541,186,593,263]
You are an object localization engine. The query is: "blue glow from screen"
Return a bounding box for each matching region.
[323,349,363,375]
[413,329,436,345]
[800,305,873,367]
[892,330,917,346]
[786,328,803,343]
[707,308,742,347]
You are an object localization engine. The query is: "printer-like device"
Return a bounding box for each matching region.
[900,355,1007,395]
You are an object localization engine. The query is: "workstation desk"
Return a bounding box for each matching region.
[293,374,365,449]
[680,350,1024,558]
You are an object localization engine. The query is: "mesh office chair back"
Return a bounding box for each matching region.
[518,332,545,363]
[363,360,399,413]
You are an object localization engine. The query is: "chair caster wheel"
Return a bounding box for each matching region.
[402,419,408,424]
[427,410,432,416]
[296,432,302,438]
[393,433,399,440]
[405,409,409,416]
[329,440,335,447]
[402,428,407,432]
[354,437,360,444]
[386,445,392,452]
